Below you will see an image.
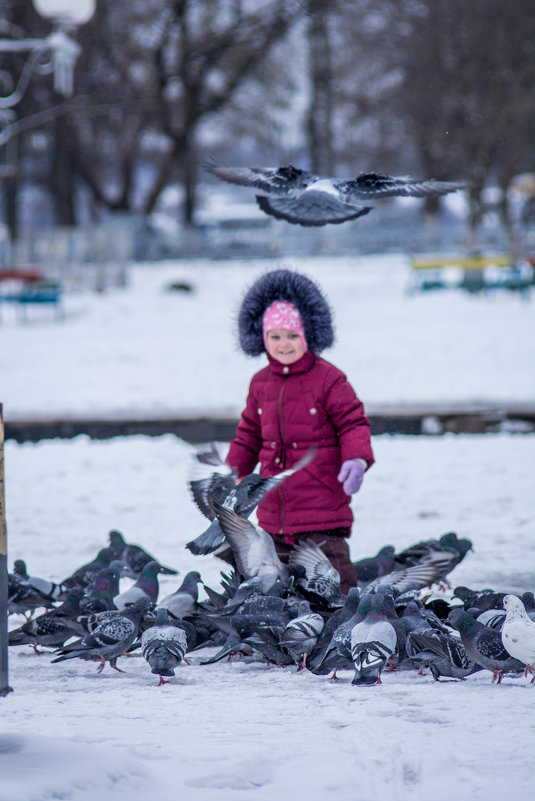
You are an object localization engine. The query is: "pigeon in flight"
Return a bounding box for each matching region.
[206,163,465,227]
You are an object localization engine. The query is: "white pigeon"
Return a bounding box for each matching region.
[500,594,535,681]
[206,163,466,227]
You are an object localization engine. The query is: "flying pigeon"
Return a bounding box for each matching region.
[51,597,150,673]
[141,607,189,684]
[212,502,290,592]
[447,608,524,683]
[206,163,465,227]
[500,594,535,681]
[186,446,316,555]
[288,539,345,610]
[394,532,473,587]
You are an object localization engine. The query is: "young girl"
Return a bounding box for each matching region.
[226,269,374,592]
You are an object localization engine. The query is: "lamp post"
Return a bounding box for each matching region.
[0,0,96,699]
[0,0,95,143]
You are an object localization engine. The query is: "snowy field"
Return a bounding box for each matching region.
[1,253,534,419]
[2,432,535,801]
[1,254,535,800]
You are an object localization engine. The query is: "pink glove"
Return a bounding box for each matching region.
[337,459,366,495]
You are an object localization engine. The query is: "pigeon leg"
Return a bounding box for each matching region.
[109,658,126,673]
[492,669,503,684]
[329,670,339,681]
[157,675,170,686]
[96,656,107,673]
[417,666,427,676]
[31,643,46,655]
[296,654,307,672]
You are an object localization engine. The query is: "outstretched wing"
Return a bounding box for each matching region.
[206,163,313,195]
[341,172,466,200]
[213,503,281,580]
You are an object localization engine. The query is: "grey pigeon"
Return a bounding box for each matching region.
[12,560,61,601]
[51,597,150,673]
[8,589,85,652]
[447,608,524,683]
[108,530,177,575]
[8,570,56,618]
[207,163,465,227]
[158,571,203,619]
[141,607,189,684]
[351,592,398,685]
[59,547,115,592]
[500,594,535,681]
[187,447,316,555]
[213,502,289,591]
[364,557,453,596]
[311,593,373,676]
[406,629,481,681]
[288,539,345,609]
[78,565,122,615]
[307,588,361,672]
[114,561,164,611]
[278,601,325,670]
[353,546,396,585]
[395,532,473,586]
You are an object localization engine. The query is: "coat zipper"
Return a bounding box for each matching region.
[277,377,286,534]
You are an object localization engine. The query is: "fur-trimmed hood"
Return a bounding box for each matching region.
[237,269,334,355]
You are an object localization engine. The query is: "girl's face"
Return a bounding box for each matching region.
[265,328,306,365]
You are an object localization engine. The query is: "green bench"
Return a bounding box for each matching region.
[408,255,533,296]
[0,269,63,322]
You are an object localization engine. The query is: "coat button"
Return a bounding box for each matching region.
[257,408,262,415]
[292,442,297,449]
[274,457,280,464]
[309,407,317,415]
[271,441,277,449]
[283,366,289,373]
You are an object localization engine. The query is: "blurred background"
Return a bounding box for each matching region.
[1,0,534,266]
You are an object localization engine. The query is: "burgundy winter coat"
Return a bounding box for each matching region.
[226,351,374,539]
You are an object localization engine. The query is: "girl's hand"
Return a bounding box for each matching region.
[337,459,366,495]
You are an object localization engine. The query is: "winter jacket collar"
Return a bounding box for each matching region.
[266,351,317,376]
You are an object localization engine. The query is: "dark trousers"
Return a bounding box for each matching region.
[271,531,357,594]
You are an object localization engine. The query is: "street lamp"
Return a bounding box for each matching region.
[0,0,95,108]
[0,0,96,699]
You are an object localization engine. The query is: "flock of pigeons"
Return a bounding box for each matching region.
[7,444,535,687]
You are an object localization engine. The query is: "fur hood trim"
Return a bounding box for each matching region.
[237,269,334,355]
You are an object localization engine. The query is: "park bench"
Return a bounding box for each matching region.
[0,268,63,322]
[408,254,533,296]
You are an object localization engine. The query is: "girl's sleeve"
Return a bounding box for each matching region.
[226,383,262,478]
[324,373,375,468]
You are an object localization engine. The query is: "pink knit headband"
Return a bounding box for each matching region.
[262,300,307,351]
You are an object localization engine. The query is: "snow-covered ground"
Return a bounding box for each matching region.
[1,254,534,419]
[1,254,535,800]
